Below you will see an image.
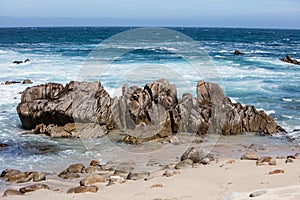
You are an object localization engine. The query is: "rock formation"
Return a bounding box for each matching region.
[234,49,244,55]
[17,79,284,142]
[280,55,300,65]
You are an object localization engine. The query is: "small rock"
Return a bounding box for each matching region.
[67,185,98,194]
[256,157,276,166]
[226,159,235,164]
[151,184,163,188]
[31,172,46,182]
[175,159,193,169]
[59,173,80,179]
[234,49,244,55]
[0,143,8,149]
[169,136,180,145]
[249,190,267,197]
[285,158,294,163]
[66,164,85,173]
[268,169,284,175]
[22,79,33,84]
[19,184,50,193]
[287,155,296,159]
[90,160,100,166]
[163,170,179,177]
[3,189,23,197]
[181,147,208,163]
[201,157,210,165]
[127,171,150,180]
[80,174,104,186]
[241,151,259,160]
[5,81,21,85]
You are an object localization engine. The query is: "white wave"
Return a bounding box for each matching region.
[265,110,276,115]
[282,98,293,102]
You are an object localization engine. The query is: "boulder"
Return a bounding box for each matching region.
[127,171,150,180]
[181,147,208,163]
[256,157,276,166]
[5,81,21,85]
[0,169,46,183]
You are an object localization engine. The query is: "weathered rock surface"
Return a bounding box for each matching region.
[241,151,259,160]
[17,79,284,141]
[1,169,46,183]
[80,174,104,186]
[58,163,85,179]
[280,55,300,65]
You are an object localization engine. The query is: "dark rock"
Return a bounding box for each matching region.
[22,79,33,84]
[67,185,98,194]
[19,184,50,193]
[0,143,8,149]
[3,189,23,197]
[249,190,267,197]
[280,55,300,65]
[5,81,21,85]
[285,158,294,163]
[287,155,296,159]
[24,59,30,63]
[234,49,244,55]
[12,61,23,64]
[66,163,85,173]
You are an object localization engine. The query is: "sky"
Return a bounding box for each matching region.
[1,0,300,28]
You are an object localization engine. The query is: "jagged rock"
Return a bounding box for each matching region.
[67,185,98,194]
[17,81,112,130]
[17,79,284,140]
[280,55,300,65]
[19,184,50,193]
[3,189,23,197]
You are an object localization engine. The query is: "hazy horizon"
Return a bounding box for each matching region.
[1,0,300,29]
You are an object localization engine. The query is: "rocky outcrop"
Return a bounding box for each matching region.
[17,79,284,141]
[280,55,300,65]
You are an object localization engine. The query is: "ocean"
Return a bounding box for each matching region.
[0,27,299,184]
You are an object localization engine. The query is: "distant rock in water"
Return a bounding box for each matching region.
[5,81,21,85]
[280,55,300,65]
[234,49,243,55]
[17,79,284,140]
[12,59,30,65]
[22,79,33,84]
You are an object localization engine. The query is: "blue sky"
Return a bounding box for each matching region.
[1,0,300,28]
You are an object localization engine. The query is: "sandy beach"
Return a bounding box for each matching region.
[2,149,300,200]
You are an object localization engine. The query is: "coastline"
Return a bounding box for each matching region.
[2,156,300,200]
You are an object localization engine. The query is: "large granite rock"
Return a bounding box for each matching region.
[17,79,284,140]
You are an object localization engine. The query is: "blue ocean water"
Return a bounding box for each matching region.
[0,27,299,179]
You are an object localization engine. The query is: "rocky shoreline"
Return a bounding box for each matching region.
[17,79,284,143]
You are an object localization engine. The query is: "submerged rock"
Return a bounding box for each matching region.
[280,55,300,65]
